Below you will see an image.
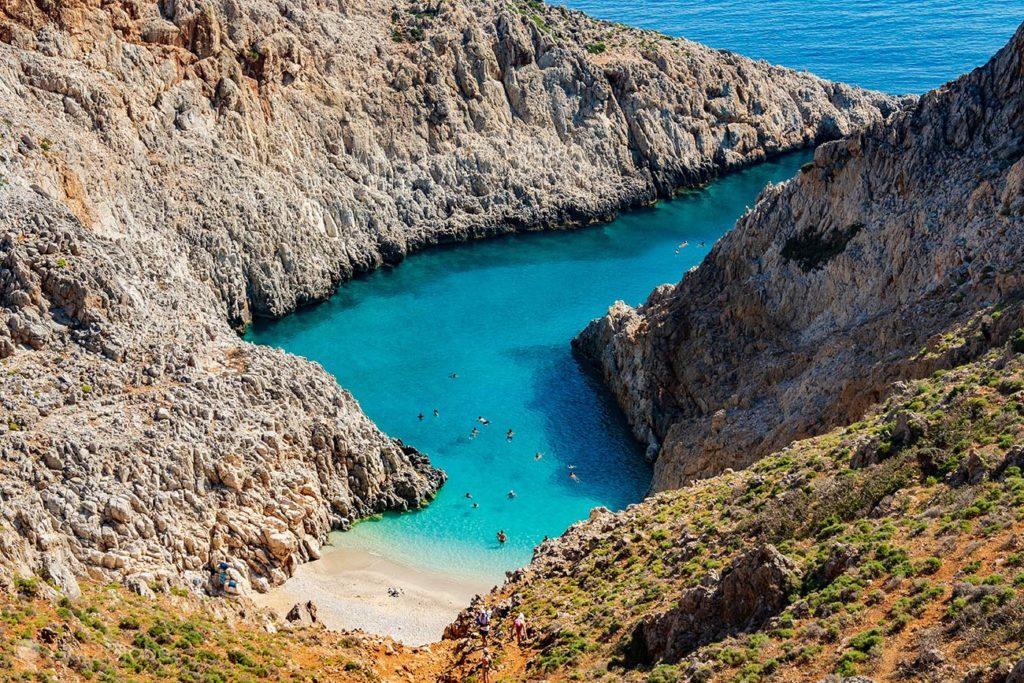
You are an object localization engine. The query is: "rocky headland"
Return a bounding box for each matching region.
[0,0,899,595]
[428,21,1024,682]
[577,21,1024,490]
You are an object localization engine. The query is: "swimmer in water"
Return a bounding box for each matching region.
[534,452,542,460]
[497,530,507,544]
[569,471,579,481]
[418,413,424,421]
[465,492,473,499]
[506,429,514,441]
[471,427,479,439]
[449,372,458,379]
[507,490,516,499]
[477,416,490,425]
[433,408,439,417]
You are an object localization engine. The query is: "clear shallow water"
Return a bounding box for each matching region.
[247,1,1022,584]
[562,0,1021,94]
[247,153,809,580]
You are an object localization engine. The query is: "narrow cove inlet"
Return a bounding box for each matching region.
[244,152,809,643]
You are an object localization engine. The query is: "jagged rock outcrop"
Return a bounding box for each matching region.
[0,0,901,326]
[0,0,897,587]
[626,544,799,665]
[577,22,1024,490]
[0,188,443,592]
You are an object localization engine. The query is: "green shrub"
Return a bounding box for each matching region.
[1011,329,1024,353]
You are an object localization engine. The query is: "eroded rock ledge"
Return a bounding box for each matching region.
[0,0,898,590]
[576,22,1024,490]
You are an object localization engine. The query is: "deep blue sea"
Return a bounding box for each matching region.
[248,4,1021,582]
[562,0,1021,94]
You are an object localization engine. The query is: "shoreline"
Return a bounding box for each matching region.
[252,541,496,646]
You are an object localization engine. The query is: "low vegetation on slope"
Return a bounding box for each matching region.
[454,325,1024,681]
[0,579,448,682]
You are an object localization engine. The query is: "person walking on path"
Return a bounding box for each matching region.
[475,607,492,645]
[479,647,492,683]
[513,612,527,646]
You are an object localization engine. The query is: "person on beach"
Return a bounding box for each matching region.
[480,647,492,683]
[513,612,527,646]
[475,608,492,645]
[497,530,507,544]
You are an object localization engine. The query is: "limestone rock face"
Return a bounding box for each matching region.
[577,22,1024,490]
[0,0,897,586]
[631,544,799,664]
[0,190,443,588]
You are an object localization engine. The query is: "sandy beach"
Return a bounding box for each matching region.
[252,541,495,645]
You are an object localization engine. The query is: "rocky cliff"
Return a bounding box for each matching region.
[577,22,1024,490]
[0,0,897,590]
[451,337,1024,680]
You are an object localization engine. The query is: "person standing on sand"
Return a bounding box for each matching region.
[513,612,527,646]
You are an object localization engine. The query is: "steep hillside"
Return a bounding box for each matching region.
[0,0,898,591]
[0,0,899,325]
[451,326,1024,681]
[0,575,453,681]
[577,22,1024,490]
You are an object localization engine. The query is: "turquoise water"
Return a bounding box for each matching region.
[562,0,1021,94]
[248,3,1022,583]
[248,153,809,579]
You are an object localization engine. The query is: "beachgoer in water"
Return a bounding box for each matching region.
[471,427,479,439]
[433,408,439,417]
[507,490,516,499]
[534,451,542,460]
[465,492,473,499]
[567,464,576,469]
[449,372,458,379]
[569,471,578,481]
[480,648,492,683]
[506,429,514,441]
[497,530,507,544]
[699,241,706,247]
[418,413,424,421]
[475,608,492,645]
[472,502,479,508]
[477,416,490,425]
[513,613,527,646]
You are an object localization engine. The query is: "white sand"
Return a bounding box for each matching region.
[252,543,495,645]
